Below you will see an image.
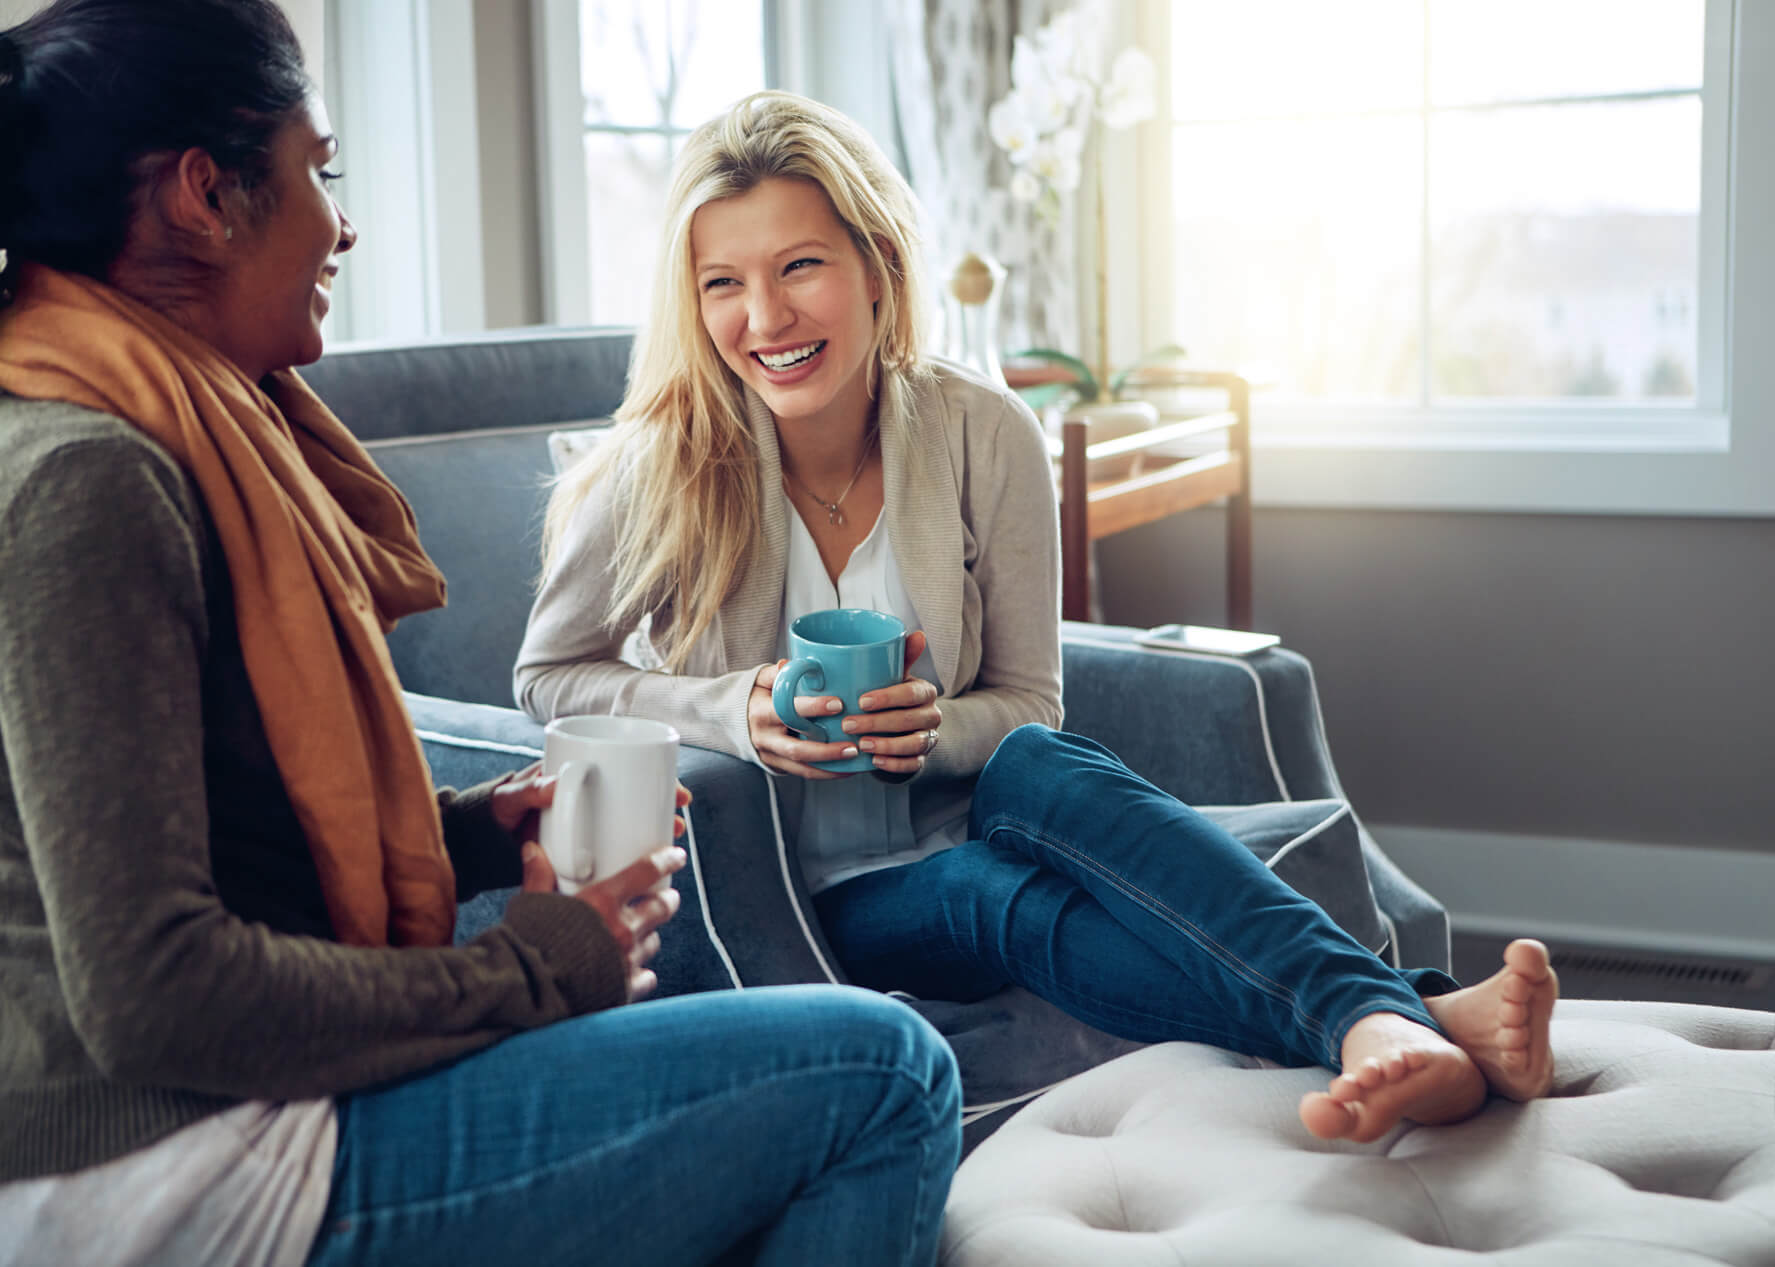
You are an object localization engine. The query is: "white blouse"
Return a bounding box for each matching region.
[776,494,973,894]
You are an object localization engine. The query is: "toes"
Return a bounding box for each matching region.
[1499,999,1529,1026]
[1300,1092,1360,1140]
[1329,1073,1364,1104]
[1504,938,1552,981]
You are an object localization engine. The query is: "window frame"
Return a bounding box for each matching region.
[1133,0,1774,516]
[532,0,791,328]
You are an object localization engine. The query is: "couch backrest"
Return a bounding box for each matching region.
[304,328,633,706]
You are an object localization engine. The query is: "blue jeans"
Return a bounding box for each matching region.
[816,725,1456,1069]
[304,985,959,1267]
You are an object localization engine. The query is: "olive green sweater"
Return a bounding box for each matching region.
[0,396,627,1182]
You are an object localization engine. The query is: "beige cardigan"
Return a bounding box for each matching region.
[514,358,1064,784]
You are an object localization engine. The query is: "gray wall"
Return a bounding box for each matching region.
[1097,508,1775,855]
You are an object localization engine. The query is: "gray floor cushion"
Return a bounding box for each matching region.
[942,999,1775,1266]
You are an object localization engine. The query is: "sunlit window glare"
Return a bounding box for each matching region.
[579,1,766,327]
[1170,0,1705,406]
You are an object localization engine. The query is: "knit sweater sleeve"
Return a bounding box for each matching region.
[513,470,759,760]
[436,780,525,899]
[921,383,1065,780]
[0,431,626,1102]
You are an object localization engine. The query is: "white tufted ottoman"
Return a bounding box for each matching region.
[942,1001,1775,1266]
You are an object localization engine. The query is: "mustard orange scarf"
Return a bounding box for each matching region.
[0,263,456,946]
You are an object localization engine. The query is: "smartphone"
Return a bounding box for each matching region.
[1133,623,1281,657]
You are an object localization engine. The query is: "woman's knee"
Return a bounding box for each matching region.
[982,722,1064,784]
[796,986,960,1109]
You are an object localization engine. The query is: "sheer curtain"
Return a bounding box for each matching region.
[887,0,1078,354]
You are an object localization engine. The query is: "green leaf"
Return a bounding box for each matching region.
[1108,343,1189,398]
[1005,347,1101,402]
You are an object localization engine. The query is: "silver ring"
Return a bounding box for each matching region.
[924,729,938,755]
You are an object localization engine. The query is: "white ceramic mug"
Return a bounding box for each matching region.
[539,715,680,896]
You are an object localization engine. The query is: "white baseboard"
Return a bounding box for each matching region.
[1370,824,1775,963]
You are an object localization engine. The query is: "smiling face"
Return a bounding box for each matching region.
[208,95,356,380]
[691,177,882,434]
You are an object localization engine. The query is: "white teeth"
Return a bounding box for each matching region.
[757,341,824,370]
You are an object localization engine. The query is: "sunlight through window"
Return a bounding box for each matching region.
[1169,0,1705,408]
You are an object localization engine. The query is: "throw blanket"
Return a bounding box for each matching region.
[0,263,455,946]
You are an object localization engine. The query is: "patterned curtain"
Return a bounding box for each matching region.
[887,0,1077,355]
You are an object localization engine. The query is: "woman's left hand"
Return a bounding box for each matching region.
[842,630,943,776]
[491,763,691,848]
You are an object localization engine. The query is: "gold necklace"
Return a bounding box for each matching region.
[781,429,877,527]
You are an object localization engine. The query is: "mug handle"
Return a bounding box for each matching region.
[771,657,831,741]
[540,758,596,892]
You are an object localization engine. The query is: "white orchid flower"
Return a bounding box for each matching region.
[1098,47,1158,130]
[1023,74,1080,133]
[1033,11,1085,80]
[1009,168,1043,203]
[1050,125,1086,160]
[1010,33,1046,93]
[988,93,1039,164]
[1013,32,1086,110]
[1029,140,1082,194]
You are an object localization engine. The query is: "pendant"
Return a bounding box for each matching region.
[826,504,844,526]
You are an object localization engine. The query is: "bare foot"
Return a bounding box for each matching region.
[1423,937,1558,1101]
[1298,1011,1486,1142]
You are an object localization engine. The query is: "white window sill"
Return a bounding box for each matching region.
[1247,430,1770,516]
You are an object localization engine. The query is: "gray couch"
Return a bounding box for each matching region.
[305,331,1775,1264]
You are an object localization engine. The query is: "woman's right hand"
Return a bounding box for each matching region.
[747,659,859,780]
[521,842,685,1002]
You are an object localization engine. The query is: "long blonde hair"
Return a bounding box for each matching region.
[542,91,929,671]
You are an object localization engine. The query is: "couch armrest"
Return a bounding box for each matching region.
[1058,623,1451,972]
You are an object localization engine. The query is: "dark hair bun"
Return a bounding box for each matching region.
[1,0,309,280]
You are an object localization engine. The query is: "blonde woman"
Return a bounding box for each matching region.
[518,90,1558,1144]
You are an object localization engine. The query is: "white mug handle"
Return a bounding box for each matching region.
[540,758,596,894]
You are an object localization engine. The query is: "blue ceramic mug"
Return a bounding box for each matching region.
[771,608,908,773]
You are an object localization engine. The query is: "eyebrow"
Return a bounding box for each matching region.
[696,239,834,276]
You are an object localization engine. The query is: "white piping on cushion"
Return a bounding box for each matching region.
[959,1079,1070,1124]
[1061,635,1292,801]
[361,418,600,448]
[765,777,842,984]
[414,725,751,985]
[414,729,544,760]
[1379,909,1403,969]
[681,802,744,990]
[1262,801,1352,872]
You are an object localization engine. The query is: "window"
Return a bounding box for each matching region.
[536,0,770,326]
[1153,0,1731,453]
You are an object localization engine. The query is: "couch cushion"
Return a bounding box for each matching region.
[546,424,610,474]
[1198,800,1385,953]
[302,328,634,442]
[942,999,1775,1265]
[366,426,558,705]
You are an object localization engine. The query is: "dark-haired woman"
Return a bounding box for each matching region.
[0,4,958,1265]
